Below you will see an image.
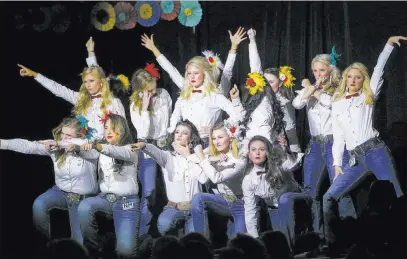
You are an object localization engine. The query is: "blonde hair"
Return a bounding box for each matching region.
[333,62,374,105]
[208,122,239,159]
[129,69,157,115]
[180,56,220,100]
[73,66,112,116]
[311,54,341,95]
[52,117,84,168]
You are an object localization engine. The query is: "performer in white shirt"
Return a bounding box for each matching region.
[140,29,246,146]
[0,116,98,245]
[324,36,406,252]
[85,36,172,237]
[242,135,312,249]
[75,114,140,259]
[17,63,125,141]
[247,28,301,154]
[191,121,247,239]
[131,120,209,236]
[292,47,355,239]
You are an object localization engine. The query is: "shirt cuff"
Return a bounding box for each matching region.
[0,139,9,149]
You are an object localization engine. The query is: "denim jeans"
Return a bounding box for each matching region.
[323,143,403,245]
[157,205,194,236]
[303,140,356,238]
[78,193,140,259]
[258,192,313,249]
[138,150,157,236]
[32,185,84,244]
[191,193,246,238]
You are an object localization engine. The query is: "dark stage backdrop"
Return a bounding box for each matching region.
[1,1,406,258]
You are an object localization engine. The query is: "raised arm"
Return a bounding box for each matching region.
[18,64,79,105]
[141,33,185,89]
[0,139,50,156]
[215,94,244,125]
[247,28,263,73]
[85,37,99,67]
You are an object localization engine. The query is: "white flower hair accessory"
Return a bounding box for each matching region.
[202,50,224,70]
[224,121,239,139]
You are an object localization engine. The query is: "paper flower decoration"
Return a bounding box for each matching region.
[99,111,114,124]
[51,4,71,34]
[224,121,239,139]
[245,72,266,95]
[114,2,137,30]
[91,2,116,31]
[135,1,160,27]
[202,50,225,70]
[159,0,181,21]
[75,115,95,140]
[330,46,342,66]
[116,74,130,89]
[145,63,160,79]
[32,7,52,32]
[178,0,202,27]
[279,66,296,88]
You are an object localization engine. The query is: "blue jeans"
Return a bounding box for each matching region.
[157,206,194,235]
[138,150,157,236]
[303,140,356,238]
[32,185,84,244]
[263,192,313,249]
[78,193,140,259]
[191,193,246,238]
[323,143,403,245]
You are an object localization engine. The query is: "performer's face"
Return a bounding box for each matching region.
[84,73,103,95]
[264,73,280,93]
[146,80,158,96]
[104,119,120,144]
[346,68,364,94]
[312,61,330,83]
[61,126,78,141]
[248,140,267,165]
[186,65,204,88]
[174,125,191,147]
[211,128,231,153]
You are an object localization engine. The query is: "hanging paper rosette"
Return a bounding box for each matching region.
[178,0,202,27]
[51,4,71,34]
[114,2,137,30]
[91,2,116,31]
[32,7,52,32]
[135,1,160,27]
[159,0,181,21]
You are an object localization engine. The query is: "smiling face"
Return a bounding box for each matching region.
[60,126,78,141]
[104,119,120,144]
[211,128,231,153]
[84,72,103,95]
[174,125,191,147]
[346,68,364,94]
[186,65,204,88]
[248,140,267,166]
[264,73,280,93]
[312,61,330,83]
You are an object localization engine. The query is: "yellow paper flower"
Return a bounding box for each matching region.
[245,72,266,95]
[91,2,116,32]
[140,3,153,19]
[184,8,192,16]
[117,74,130,89]
[279,66,296,88]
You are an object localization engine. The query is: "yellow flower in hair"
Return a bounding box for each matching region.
[245,72,266,95]
[279,66,296,88]
[117,74,130,89]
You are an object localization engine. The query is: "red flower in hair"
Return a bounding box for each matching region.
[82,128,87,135]
[99,111,114,124]
[230,126,236,134]
[208,56,214,63]
[144,63,160,79]
[247,78,255,87]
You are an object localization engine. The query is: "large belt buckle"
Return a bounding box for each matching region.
[177,202,191,211]
[106,193,117,203]
[66,192,81,203]
[223,194,237,203]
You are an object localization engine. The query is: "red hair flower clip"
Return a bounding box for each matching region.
[99,111,114,124]
[144,63,160,79]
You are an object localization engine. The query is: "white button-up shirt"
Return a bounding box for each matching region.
[292,88,333,137]
[35,74,126,141]
[332,43,394,166]
[142,143,208,203]
[79,144,139,196]
[0,139,98,195]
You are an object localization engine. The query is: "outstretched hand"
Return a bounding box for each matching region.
[141,33,156,51]
[86,37,95,52]
[229,27,247,48]
[387,36,407,47]
[247,28,256,41]
[18,64,38,78]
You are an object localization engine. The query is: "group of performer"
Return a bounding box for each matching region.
[2,27,406,258]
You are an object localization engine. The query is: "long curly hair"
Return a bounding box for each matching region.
[52,117,85,168]
[264,67,294,101]
[243,135,286,190]
[311,54,341,96]
[164,120,202,154]
[73,65,113,115]
[239,81,286,142]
